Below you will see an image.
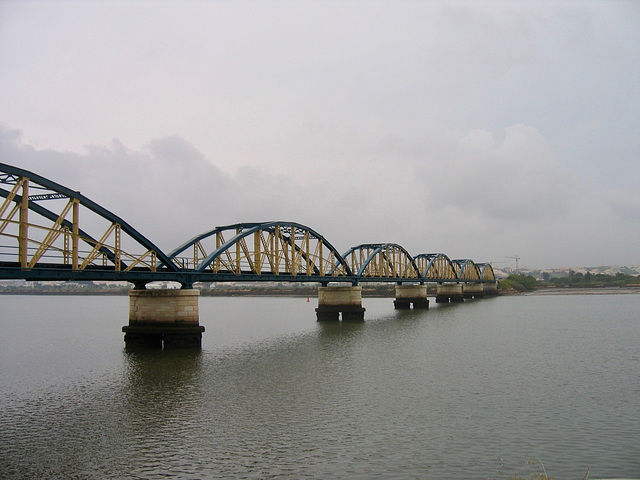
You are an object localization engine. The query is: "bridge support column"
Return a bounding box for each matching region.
[463,283,484,299]
[123,289,205,348]
[394,284,429,309]
[483,282,498,296]
[316,286,365,322]
[435,283,464,303]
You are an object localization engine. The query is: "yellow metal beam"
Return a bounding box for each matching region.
[0,177,26,220]
[27,198,75,268]
[18,179,29,268]
[274,226,281,274]
[214,231,223,273]
[261,231,275,274]
[254,230,262,275]
[79,222,117,269]
[235,228,241,274]
[290,226,297,275]
[123,250,156,272]
[238,236,254,273]
[304,231,312,276]
[0,203,20,237]
[71,199,79,269]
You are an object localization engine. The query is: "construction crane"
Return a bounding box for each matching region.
[506,255,520,271]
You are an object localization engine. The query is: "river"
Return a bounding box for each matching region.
[1,293,638,479]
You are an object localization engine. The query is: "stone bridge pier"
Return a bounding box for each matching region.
[123,288,205,348]
[394,284,429,309]
[316,285,366,321]
[483,282,498,296]
[435,283,464,303]
[463,283,484,299]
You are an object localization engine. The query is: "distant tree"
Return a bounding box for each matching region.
[499,274,537,292]
[543,270,639,288]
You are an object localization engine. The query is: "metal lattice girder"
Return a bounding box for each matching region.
[413,253,458,281]
[475,263,496,282]
[341,243,420,278]
[1,162,496,285]
[0,163,179,273]
[452,259,481,281]
[167,221,354,277]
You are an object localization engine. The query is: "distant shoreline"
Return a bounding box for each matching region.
[521,286,640,296]
[1,285,639,297]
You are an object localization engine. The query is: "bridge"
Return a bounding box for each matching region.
[1,163,497,347]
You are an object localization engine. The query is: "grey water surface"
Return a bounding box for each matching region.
[1,294,638,479]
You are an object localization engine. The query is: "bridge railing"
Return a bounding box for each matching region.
[0,242,157,271]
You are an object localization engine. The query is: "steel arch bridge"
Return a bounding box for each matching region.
[164,221,354,281]
[0,163,496,287]
[342,243,420,279]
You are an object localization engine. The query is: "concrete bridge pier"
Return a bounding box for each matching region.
[394,284,429,309]
[316,285,366,321]
[123,288,205,348]
[435,283,464,303]
[483,282,498,296]
[463,283,484,299]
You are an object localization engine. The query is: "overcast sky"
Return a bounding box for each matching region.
[1,0,639,270]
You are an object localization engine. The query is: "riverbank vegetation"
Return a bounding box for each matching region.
[499,271,640,292]
[499,274,538,292]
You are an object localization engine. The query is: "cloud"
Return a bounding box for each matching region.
[414,124,573,221]
[606,189,640,222]
[0,126,367,253]
[2,118,639,269]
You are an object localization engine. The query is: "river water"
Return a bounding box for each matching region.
[0,293,638,479]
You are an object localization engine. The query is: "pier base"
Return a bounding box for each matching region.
[123,289,204,348]
[463,283,484,299]
[483,282,498,296]
[316,286,365,321]
[435,283,464,303]
[394,284,429,309]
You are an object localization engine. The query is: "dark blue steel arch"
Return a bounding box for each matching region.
[341,243,421,278]
[166,222,263,266]
[452,259,481,282]
[0,162,180,272]
[413,253,458,282]
[476,262,496,282]
[168,221,354,276]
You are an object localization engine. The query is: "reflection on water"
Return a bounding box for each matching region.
[316,317,366,337]
[0,295,639,479]
[123,348,204,417]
